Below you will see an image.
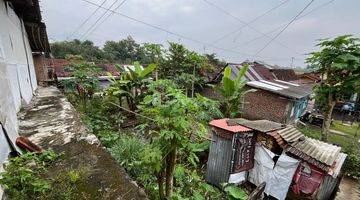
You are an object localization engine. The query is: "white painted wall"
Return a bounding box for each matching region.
[0,0,38,163]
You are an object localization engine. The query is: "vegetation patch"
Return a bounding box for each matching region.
[0,151,90,200]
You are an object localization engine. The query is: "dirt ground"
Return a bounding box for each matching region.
[335,177,360,200]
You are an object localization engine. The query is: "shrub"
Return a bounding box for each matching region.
[0,151,57,200]
[108,134,145,176]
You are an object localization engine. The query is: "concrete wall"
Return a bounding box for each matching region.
[0,0,37,163]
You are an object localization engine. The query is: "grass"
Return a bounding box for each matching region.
[331,120,359,137]
[298,125,358,150]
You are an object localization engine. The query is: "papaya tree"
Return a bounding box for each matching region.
[306,35,360,141]
[218,64,255,118]
[140,80,221,199]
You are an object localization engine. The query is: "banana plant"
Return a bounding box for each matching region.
[107,62,156,111]
[218,64,256,118]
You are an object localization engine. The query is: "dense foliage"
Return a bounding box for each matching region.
[0,151,57,199]
[218,65,255,118]
[139,80,222,199]
[306,35,360,141]
[64,78,243,199]
[51,40,106,62]
[0,151,90,200]
[107,61,156,111]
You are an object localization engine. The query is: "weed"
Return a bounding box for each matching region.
[0,151,57,200]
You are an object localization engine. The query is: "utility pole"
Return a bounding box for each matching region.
[291,57,295,68]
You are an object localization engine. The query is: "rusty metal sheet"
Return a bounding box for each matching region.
[232,132,256,173]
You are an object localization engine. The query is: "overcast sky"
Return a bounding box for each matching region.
[40,0,360,68]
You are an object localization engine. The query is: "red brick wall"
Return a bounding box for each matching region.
[243,87,290,123]
[201,87,222,100]
[33,54,46,85]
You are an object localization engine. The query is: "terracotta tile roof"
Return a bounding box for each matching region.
[209,119,251,133]
[271,69,298,81]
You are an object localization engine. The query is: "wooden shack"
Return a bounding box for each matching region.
[207,118,347,200]
[206,119,256,187]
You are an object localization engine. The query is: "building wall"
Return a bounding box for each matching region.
[33,54,45,84]
[206,128,233,187]
[0,0,37,163]
[243,88,291,123]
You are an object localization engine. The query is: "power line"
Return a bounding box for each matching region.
[83,0,128,39]
[211,0,291,44]
[254,0,315,56]
[229,0,336,51]
[79,0,292,61]
[201,0,299,54]
[80,0,121,40]
[67,0,108,40]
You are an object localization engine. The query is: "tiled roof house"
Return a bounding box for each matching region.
[204,61,311,124]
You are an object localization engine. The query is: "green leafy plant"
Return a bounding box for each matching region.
[107,61,156,111]
[108,134,146,176]
[159,43,210,95]
[0,151,57,200]
[223,184,248,200]
[306,35,360,141]
[60,55,101,111]
[140,79,221,199]
[218,64,256,118]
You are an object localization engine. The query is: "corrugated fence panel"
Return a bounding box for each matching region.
[317,175,339,200]
[206,133,233,187]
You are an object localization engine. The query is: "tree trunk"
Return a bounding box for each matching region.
[165,145,177,199]
[157,171,165,200]
[322,93,336,141]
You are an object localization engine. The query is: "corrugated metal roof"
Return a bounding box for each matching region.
[272,126,342,168]
[246,80,312,99]
[291,137,341,166]
[277,126,305,143]
[329,153,347,178]
[229,118,285,132]
[209,119,251,133]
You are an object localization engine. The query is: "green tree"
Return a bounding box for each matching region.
[51,40,106,62]
[218,64,255,118]
[160,42,209,95]
[307,35,360,141]
[103,36,142,63]
[140,80,221,199]
[205,53,226,67]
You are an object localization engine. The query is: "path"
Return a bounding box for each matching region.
[18,86,147,199]
[335,177,360,200]
[329,129,349,137]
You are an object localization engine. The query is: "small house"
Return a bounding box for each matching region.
[206,119,256,187]
[202,61,312,124]
[207,118,347,200]
[243,80,312,124]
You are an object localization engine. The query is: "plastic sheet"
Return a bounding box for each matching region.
[249,144,300,200]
